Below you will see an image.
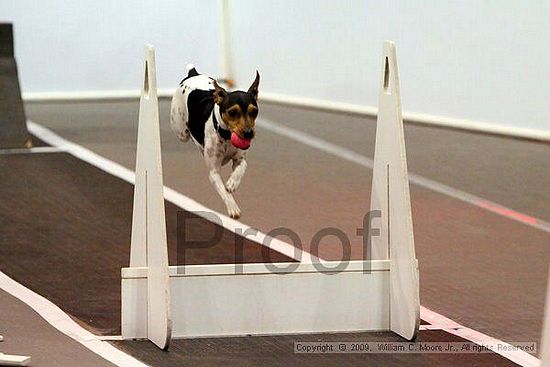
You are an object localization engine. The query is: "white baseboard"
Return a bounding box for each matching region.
[22,90,550,142]
[22,89,173,101]
[260,92,550,142]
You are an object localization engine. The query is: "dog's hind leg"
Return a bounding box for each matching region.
[170,90,191,142]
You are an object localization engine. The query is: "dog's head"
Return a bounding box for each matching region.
[213,72,260,147]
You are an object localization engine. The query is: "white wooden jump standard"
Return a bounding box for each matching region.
[370,41,420,340]
[121,41,419,348]
[124,45,171,350]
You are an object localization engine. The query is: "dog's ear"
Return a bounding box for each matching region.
[248,71,260,100]
[212,80,228,105]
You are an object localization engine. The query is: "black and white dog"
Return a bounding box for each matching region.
[170,65,260,219]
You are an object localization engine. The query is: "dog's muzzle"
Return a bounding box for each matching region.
[243,129,254,140]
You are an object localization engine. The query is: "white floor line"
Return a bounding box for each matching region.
[27,120,318,264]
[418,324,443,331]
[98,336,124,341]
[0,146,64,155]
[0,272,150,367]
[420,306,540,367]
[257,118,550,234]
[26,120,540,366]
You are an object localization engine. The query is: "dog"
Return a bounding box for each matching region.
[170,65,260,219]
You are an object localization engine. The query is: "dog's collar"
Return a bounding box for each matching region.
[212,105,231,140]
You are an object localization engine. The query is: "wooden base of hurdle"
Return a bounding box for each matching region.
[121,41,420,349]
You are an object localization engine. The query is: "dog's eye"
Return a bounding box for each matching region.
[228,110,239,118]
[249,109,258,118]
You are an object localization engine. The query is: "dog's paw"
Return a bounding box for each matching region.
[226,200,241,219]
[225,178,238,193]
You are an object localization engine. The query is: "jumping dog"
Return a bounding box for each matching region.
[170,65,260,219]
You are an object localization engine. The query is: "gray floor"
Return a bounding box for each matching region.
[23,99,550,352]
[0,289,116,367]
[25,99,550,222]
[259,103,550,221]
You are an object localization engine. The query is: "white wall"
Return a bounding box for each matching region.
[1,0,219,92]
[228,0,550,132]
[2,0,549,133]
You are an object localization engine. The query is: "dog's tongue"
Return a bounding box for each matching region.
[230,132,252,150]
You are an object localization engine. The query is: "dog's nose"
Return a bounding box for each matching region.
[243,129,254,140]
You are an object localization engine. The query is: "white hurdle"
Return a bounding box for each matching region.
[121,40,419,348]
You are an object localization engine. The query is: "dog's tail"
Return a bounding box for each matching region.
[186,63,199,78]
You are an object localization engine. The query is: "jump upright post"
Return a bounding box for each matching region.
[124,45,171,350]
[370,41,420,340]
[121,41,419,349]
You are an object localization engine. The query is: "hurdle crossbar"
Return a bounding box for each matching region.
[121,41,420,348]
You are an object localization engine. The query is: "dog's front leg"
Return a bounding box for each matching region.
[209,168,241,219]
[205,155,241,219]
[226,153,247,193]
